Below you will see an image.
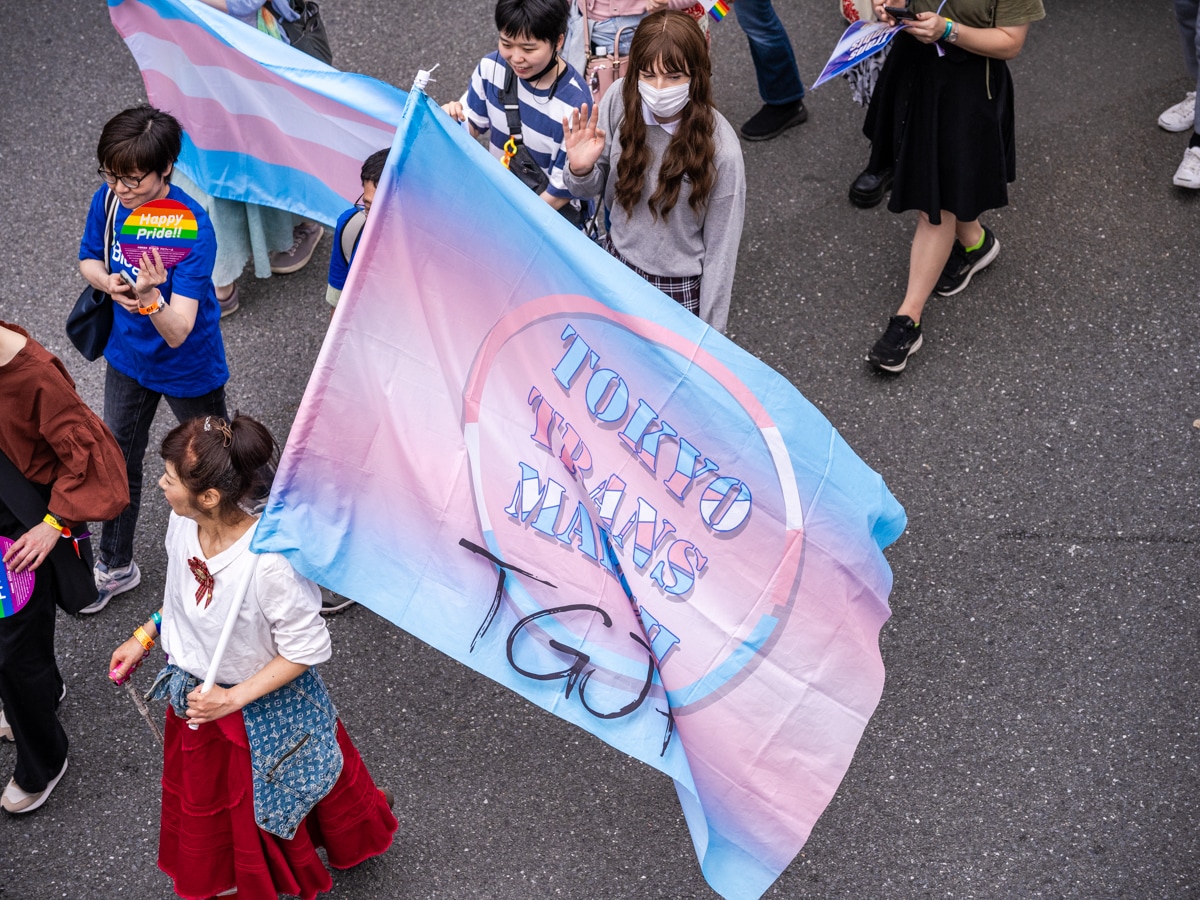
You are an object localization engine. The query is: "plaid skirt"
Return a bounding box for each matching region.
[604,238,701,316]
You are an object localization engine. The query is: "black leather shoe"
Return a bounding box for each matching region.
[848,167,893,208]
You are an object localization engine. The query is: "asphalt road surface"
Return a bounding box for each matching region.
[0,1,1197,898]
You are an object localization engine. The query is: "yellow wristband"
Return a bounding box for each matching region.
[43,513,65,533]
[133,625,155,651]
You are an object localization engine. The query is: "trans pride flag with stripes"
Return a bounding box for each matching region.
[108,0,408,227]
[251,77,907,898]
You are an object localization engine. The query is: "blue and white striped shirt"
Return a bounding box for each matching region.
[465,52,591,200]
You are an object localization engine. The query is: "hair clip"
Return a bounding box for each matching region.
[203,415,233,447]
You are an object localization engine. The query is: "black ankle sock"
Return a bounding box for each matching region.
[1189,133,1200,149]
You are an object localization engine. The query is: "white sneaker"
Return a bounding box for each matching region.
[1159,91,1196,132]
[81,560,141,615]
[1173,146,1200,188]
[1,758,68,814]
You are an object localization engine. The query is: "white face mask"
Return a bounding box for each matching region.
[640,81,691,119]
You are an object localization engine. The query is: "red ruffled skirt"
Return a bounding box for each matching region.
[158,706,397,900]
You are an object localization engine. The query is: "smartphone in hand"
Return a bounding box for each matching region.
[883,5,918,19]
[119,271,137,289]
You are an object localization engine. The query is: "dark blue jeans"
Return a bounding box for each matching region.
[100,365,227,568]
[733,0,806,106]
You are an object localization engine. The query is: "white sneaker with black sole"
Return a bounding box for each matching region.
[81,560,141,615]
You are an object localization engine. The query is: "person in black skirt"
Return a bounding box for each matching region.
[864,0,1044,374]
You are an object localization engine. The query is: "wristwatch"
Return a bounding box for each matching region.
[946,21,960,42]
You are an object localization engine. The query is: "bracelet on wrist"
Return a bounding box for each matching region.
[42,512,74,540]
[137,291,165,316]
[133,625,155,651]
[151,610,162,628]
[942,18,955,41]
[947,21,960,42]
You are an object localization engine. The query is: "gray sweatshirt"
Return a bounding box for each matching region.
[563,80,746,332]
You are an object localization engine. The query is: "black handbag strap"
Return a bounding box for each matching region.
[497,63,526,144]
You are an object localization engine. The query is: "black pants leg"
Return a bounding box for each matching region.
[0,501,67,794]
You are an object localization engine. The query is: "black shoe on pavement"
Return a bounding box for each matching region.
[935,227,1000,297]
[739,101,807,141]
[867,315,923,373]
[849,166,893,208]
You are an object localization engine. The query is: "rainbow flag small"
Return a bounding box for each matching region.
[707,0,731,21]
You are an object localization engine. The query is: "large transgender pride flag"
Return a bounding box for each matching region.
[252,78,906,898]
[108,0,407,227]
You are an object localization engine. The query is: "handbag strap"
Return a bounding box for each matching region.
[103,189,119,275]
[497,63,526,144]
[580,0,591,54]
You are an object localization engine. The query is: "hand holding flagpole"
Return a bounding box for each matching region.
[187,551,259,730]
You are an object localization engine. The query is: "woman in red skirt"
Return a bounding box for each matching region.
[109,414,396,899]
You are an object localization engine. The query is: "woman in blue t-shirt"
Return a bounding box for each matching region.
[77,105,230,615]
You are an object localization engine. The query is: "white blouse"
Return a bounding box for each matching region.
[159,512,331,685]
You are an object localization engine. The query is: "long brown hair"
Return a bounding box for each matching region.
[614,11,716,222]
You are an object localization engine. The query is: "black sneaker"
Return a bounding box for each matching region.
[935,227,1000,296]
[867,315,923,373]
[739,101,807,141]
[320,593,356,616]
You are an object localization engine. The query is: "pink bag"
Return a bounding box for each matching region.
[581,4,710,105]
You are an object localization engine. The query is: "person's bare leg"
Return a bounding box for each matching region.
[956,218,983,249]
[896,210,959,323]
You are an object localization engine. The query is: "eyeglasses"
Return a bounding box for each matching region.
[97,168,150,189]
[354,193,371,216]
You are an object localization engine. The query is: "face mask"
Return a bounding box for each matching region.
[640,81,691,119]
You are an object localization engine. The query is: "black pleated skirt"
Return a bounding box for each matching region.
[864,32,1016,225]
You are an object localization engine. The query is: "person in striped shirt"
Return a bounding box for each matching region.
[442,0,593,225]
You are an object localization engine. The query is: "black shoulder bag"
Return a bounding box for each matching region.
[497,64,552,195]
[66,189,120,362]
[274,0,333,65]
[496,64,589,228]
[0,449,98,615]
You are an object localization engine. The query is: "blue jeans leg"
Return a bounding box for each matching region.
[1177,0,1200,136]
[99,367,227,568]
[732,0,805,105]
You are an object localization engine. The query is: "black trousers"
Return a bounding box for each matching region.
[0,496,67,793]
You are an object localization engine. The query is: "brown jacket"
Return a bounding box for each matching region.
[0,321,128,526]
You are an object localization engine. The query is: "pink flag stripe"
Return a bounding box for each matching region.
[143,71,370,201]
[132,38,396,148]
[115,6,401,133]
